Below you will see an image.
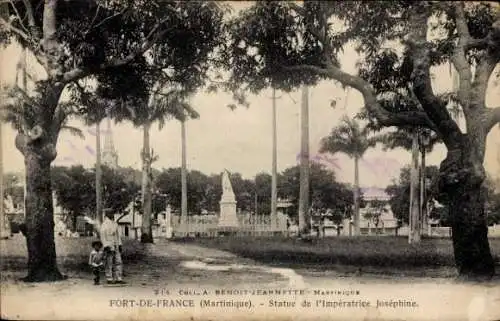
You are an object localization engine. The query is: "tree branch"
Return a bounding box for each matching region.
[450,2,473,111]
[21,0,35,27]
[9,0,29,33]
[42,0,59,73]
[470,9,500,109]
[62,19,176,84]
[406,5,462,149]
[0,16,29,40]
[288,2,439,131]
[484,107,500,133]
[282,64,436,130]
[85,6,129,35]
[471,52,499,109]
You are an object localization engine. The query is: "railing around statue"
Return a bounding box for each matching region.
[169,214,288,238]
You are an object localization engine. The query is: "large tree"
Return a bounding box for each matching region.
[225,1,500,279]
[0,1,226,281]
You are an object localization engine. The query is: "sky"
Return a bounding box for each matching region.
[1,2,499,189]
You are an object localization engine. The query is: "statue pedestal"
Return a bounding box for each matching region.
[218,200,239,230]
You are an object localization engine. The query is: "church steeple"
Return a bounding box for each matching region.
[102,116,118,169]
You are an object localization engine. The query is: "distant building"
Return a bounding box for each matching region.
[116,211,142,238]
[358,187,399,235]
[102,116,119,169]
[332,187,400,237]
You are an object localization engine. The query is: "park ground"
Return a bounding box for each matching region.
[1,235,500,321]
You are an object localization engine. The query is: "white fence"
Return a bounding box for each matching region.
[154,215,500,239]
[422,225,500,238]
[167,214,288,237]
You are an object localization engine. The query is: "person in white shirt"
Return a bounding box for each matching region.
[99,210,125,284]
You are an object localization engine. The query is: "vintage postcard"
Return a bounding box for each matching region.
[1,1,500,320]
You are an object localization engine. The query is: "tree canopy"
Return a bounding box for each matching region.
[0,1,227,136]
[51,165,139,229]
[225,1,499,137]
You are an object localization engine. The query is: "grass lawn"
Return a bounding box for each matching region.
[0,235,146,281]
[174,236,500,278]
[0,235,284,286]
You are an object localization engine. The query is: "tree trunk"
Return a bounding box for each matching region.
[448,181,494,279]
[439,140,495,279]
[95,121,103,225]
[181,119,188,229]
[353,156,360,236]
[13,79,65,282]
[141,122,153,243]
[298,86,311,236]
[420,145,428,236]
[409,130,421,244]
[72,214,77,232]
[271,88,278,229]
[0,119,8,238]
[16,138,64,282]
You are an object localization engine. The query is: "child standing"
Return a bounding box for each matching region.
[89,240,104,285]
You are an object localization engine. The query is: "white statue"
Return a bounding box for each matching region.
[218,170,239,229]
[221,170,236,202]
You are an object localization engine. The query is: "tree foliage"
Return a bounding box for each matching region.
[386,165,442,225]
[278,163,353,219]
[51,165,139,229]
[319,116,379,159]
[0,1,227,134]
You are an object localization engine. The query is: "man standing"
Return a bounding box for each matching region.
[100,210,125,284]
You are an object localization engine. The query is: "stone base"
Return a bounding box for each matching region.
[219,200,238,229]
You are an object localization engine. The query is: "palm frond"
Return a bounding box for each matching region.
[320,115,379,158]
[61,125,85,140]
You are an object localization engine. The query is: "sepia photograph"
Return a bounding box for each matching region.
[1,1,499,320]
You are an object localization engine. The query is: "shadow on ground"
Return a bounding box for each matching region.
[0,235,286,287]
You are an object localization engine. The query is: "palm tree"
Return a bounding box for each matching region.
[174,97,199,234]
[113,85,198,243]
[378,125,438,243]
[271,88,279,229]
[319,116,379,236]
[180,116,188,230]
[0,109,6,238]
[71,84,109,226]
[95,118,103,224]
[298,86,311,237]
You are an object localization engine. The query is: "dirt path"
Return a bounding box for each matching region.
[2,240,500,321]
